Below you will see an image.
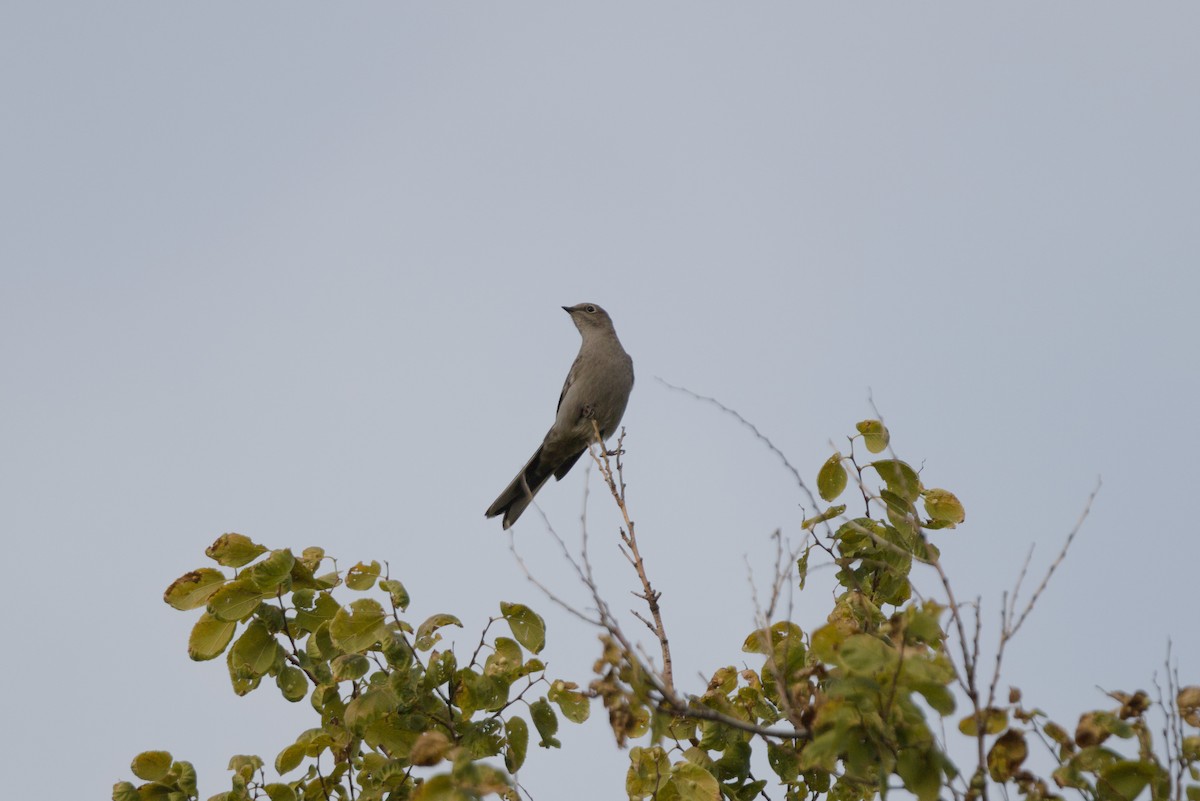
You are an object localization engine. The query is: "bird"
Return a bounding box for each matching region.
[486,303,635,529]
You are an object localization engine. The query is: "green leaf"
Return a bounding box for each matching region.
[207,579,265,622]
[897,746,942,801]
[293,590,340,633]
[263,784,297,801]
[505,716,530,773]
[1098,760,1157,801]
[485,637,524,679]
[188,611,237,661]
[767,742,801,783]
[411,774,472,801]
[501,602,546,654]
[915,682,957,715]
[275,742,306,775]
[626,746,671,798]
[229,620,281,677]
[856,420,890,453]
[228,754,263,780]
[802,505,845,530]
[112,781,139,801]
[415,613,463,651]
[923,488,965,527]
[817,453,848,502]
[959,707,1009,736]
[713,739,751,783]
[530,698,560,748]
[163,569,227,610]
[245,549,296,592]
[345,687,398,733]
[130,751,173,782]
[329,599,387,653]
[870,459,921,502]
[379,579,410,611]
[345,561,381,591]
[548,679,590,723]
[666,761,721,801]
[839,634,893,675]
[331,653,371,682]
[276,665,308,702]
[205,533,267,567]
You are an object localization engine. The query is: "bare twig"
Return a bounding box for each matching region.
[656,378,811,498]
[1008,479,1100,638]
[589,422,674,694]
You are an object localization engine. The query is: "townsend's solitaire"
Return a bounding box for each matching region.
[486,303,635,529]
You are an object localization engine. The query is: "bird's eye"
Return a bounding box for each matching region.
[586,305,597,313]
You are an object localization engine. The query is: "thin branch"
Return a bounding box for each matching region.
[589,422,674,694]
[656,378,811,498]
[1008,479,1101,637]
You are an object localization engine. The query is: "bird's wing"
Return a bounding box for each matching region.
[556,353,583,413]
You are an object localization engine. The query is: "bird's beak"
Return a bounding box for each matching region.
[561,305,573,313]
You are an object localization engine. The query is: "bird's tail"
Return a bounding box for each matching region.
[485,447,556,529]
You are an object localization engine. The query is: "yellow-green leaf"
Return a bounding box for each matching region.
[530,698,560,748]
[856,420,890,453]
[207,579,265,622]
[163,569,227,610]
[817,453,848,502]
[130,751,173,782]
[548,679,590,723]
[505,716,530,773]
[379,579,410,611]
[415,613,463,652]
[871,459,922,502]
[666,761,721,801]
[229,620,281,677]
[276,665,307,702]
[959,707,1009,736]
[802,504,846,530]
[345,561,381,591]
[188,611,237,661]
[1098,760,1157,801]
[923,488,965,527]
[330,599,387,653]
[501,602,546,654]
[263,784,297,801]
[275,743,306,775]
[206,533,267,567]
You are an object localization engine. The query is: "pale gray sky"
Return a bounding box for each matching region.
[3,4,1198,799]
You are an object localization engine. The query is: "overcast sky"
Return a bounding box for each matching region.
[3,4,1198,799]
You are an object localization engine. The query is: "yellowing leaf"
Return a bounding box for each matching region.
[959,707,1009,736]
[163,569,227,610]
[987,729,1028,781]
[205,533,266,568]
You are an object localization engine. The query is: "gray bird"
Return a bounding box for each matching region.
[486,303,635,529]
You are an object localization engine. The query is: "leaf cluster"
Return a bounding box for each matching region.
[117,536,584,800]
